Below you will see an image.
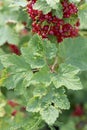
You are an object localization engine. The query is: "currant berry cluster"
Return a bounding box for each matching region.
[27,0,80,42]
[61,0,78,18]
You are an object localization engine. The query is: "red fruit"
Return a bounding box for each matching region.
[76,19,80,27]
[8,100,19,108]
[20,107,26,112]
[9,44,21,55]
[11,110,17,116]
[22,22,27,26]
[72,105,84,117]
[61,0,78,18]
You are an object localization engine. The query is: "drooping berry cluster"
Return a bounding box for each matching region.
[27,0,80,42]
[61,0,78,18]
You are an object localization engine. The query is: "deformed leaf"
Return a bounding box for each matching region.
[33,85,47,97]
[40,105,59,125]
[52,64,82,90]
[53,93,70,110]
[26,97,41,112]
[30,66,51,86]
[21,35,45,69]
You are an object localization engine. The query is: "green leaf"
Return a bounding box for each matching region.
[26,97,41,112]
[21,47,45,69]
[46,0,60,9]
[53,88,70,110]
[60,120,76,130]
[40,105,59,125]
[53,96,70,110]
[69,0,80,3]
[0,92,6,109]
[33,0,51,14]
[0,61,3,71]
[43,40,57,59]
[0,54,33,89]
[30,66,51,86]
[0,54,29,69]
[41,86,70,110]
[2,114,42,130]
[33,85,47,97]
[79,9,87,29]
[47,1,63,18]
[59,37,87,71]
[2,71,32,90]
[23,115,42,130]
[53,7,63,19]
[0,92,6,117]
[80,71,87,89]
[11,0,27,7]
[0,107,5,117]
[52,64,82,90]
[0,26,19,45]
[21,35,45,69]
